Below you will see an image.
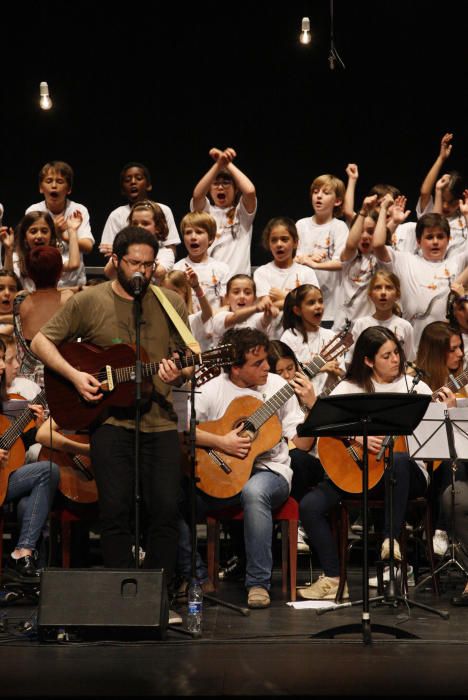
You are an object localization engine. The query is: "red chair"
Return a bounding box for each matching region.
[206,496,299,601]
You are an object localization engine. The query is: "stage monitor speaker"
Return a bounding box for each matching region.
[37,568,168,642]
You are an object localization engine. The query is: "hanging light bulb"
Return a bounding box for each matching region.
[39,81,52,110]
[299,17,311,45]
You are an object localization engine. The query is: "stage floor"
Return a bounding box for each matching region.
[1,558,468,698]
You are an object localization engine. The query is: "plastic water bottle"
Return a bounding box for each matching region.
[187,578,203,636]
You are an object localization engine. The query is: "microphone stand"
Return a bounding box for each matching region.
[132,285,144,570]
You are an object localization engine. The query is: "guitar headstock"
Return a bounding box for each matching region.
[321,325,354,362]
[194,364,222,387]
[201,343,235,368]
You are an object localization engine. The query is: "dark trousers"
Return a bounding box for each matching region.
[90,424,181,582]
[299,453,427,577]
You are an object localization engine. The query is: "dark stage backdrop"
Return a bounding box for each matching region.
[1,1,467,268]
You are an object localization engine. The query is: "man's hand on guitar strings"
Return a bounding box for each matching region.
[74,371,104,403]
[158,356,184,387]
[220,425,252,459]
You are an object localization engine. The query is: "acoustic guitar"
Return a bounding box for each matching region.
[44,342,235,430]
[0,389,48,504]
[317,366,468,492]
[196,326,353,499]
[39,434,97,504]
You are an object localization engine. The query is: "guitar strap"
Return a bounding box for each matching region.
[149,285,201,354]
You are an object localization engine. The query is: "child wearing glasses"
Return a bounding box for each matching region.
[190,147,257,275]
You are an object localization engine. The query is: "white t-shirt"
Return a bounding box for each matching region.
[192,371,305,488]
[173,256,230,314]
[280,326,345,396]
[254,260,320,339]
[383,247,468,347]
[100,202,180,247]
[188,310,214,352]
[296,216,348,322]
[349,315,416,363]
[191,196,257,276]
[25,199,95,289]
[211,308,269,347]
[99,202,180,275]
[332,251,381,332]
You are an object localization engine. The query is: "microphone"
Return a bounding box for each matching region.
[405,361,428,378]
[376,435,393,462]
[130,271,145,296]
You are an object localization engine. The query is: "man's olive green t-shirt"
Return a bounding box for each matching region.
[40,282,190,432]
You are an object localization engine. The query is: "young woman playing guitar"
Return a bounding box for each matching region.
[415,320,467,557]
[0,335,60,582]
[298,326,455,601]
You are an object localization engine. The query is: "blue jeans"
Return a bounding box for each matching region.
[178,469,290,590]
[6,461,60,551]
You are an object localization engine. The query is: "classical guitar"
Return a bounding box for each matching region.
[44,343,235,430]
[317,366,468,492]
[196,326,353,499]
[0,389,48,504]
[39,434,97,504]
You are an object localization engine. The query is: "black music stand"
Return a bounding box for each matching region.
[297,392,431,644]
[409,405,468,593]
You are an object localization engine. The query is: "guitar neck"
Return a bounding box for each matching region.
[114,354,201,386]
[247,383,295,431]
[0,389,48,451]
[432,369,468,400]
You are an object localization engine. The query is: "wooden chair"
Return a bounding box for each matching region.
[206,496,299,601]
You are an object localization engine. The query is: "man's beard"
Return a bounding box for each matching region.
[116,265,150,297]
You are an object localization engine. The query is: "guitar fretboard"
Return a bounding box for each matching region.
[432,368,468,400]
[111,354,202,385]
[0,389,48,451]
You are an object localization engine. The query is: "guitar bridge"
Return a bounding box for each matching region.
[105,365,114,392]
[207,450,232,474]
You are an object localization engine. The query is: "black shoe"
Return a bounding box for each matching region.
[4,555,40,582]
[451,592,468,607]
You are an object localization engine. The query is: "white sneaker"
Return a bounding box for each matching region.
[433,530,449,556]
[297,575,349,600]
[369,565,414,588]
[297,525,310,553]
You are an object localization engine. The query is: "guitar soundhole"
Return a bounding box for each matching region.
[233,417,257,442]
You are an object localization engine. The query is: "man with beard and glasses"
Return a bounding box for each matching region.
[31,226,191,593]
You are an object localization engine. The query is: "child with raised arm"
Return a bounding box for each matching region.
[280,284,345,396]
[372,195,468,347]
[191,147,257,275]
[25,161,93,289]
[3,211,81,292]
[99,162,180,260]
[331,195,383,332]
[211,274,278,347]
[173,211,230,315]
[415,133,467,256]
[253,217,319,339]
[295,174,348,327]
